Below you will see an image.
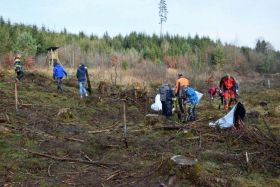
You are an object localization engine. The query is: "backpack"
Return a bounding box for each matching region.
[159,84,171,101]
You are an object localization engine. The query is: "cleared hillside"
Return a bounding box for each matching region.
[0,70,279,186]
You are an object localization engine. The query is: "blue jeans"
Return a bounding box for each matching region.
[187,104,196,121]
[79,81,87,96]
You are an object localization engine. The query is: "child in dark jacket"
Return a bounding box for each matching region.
[159,83,173,119]
[76,64,88,98]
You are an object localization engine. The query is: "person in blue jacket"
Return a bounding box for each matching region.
[185,86,198,121]
[76,64,88,98]
[52,61,67,92]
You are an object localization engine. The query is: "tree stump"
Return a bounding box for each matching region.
[144,114,164,126]
[57,108,73,120]
[0,126,10,135]
[159,155,201,180]
[98,81,111,95]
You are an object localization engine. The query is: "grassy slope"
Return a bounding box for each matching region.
[0,70,279,186]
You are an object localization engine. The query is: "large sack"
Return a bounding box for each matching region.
[151,94,162,111]
[195,91,203,104]
[209,102,245,128]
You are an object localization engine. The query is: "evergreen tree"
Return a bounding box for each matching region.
[211,47,225,66]
[12,32,37,57]
[255,39,268,53]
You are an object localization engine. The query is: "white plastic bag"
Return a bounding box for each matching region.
[209,105,237,128]
[151,94,162,111]
[195,91,203,104]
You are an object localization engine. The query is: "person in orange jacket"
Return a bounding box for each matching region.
[219,74,238,110]
[175,73,189,97]
[175,73,189,122]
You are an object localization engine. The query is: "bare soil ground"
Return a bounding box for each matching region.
[0,70,279,187]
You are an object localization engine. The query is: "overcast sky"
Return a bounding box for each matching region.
[0,0,279,50]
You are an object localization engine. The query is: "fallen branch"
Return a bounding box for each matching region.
[48,162,54,177]
[88,121,122,134]
[105,170,124,181]
[129,129,149,133]
[88,129,110,134]
[24,127,86,143]
[186,136,200,140]
[64,137,85,143]
[23,149,118,167]
[154,125,187,131]
[4,113,10,124]
[262,116,278,142]
[15,82,18,111]
[202,133,219,138]
[201,150,262,161]
[104,120,120,130]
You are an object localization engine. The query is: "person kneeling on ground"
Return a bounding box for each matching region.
[159,83,173,119]
[208,86,218,101]
[185,85,199,121]
[52,61,67,92]
[76,63,89,98]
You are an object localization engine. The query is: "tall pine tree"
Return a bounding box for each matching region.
[159,0,168,37]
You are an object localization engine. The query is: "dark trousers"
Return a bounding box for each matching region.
[15,68,24,80]
[177,98,187,122]
[56,77,63,92]
[161,100,172,119]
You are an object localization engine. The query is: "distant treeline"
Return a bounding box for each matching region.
[1,16,280,74]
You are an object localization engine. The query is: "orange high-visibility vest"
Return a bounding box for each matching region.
[175,77,189,95]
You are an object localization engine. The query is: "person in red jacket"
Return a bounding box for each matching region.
[219,74,237,110]
[208,86,218,101]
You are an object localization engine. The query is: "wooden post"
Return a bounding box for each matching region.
[245,152,249,163]
[114,65,117,86]
[15,82,18,111]
[72,52,75,69]
[199,132,202,148]
[85,68,92,95]
[50,49,54,68]
[267,79,271,89]
[123,100,128,148]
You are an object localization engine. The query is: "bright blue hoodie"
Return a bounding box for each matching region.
[185,86,198,105]
[53,63,67,79]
